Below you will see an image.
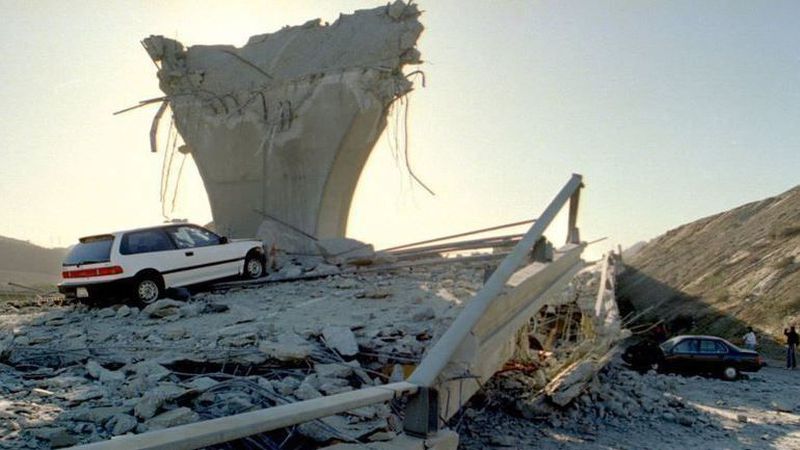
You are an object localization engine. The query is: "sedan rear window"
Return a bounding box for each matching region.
[63,236,114,266]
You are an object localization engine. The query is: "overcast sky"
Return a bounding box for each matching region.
[1,0,798,259]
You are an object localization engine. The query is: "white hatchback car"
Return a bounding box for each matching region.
[58,224,265,305]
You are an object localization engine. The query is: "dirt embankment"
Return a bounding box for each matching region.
[0,236,66,289]
[619,185,800,351]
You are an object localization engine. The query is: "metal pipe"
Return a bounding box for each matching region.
[377,219,536,253]
[389,233,523,256]
[69,382,418,450]
[407,174,583,387]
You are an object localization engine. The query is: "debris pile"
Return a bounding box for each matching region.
[0,262,486,448]
[460,358,800,449]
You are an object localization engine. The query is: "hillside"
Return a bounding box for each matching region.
[0,236,66,289]
[619,185,800,346]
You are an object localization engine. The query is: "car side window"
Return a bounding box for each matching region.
[672,339,698,354]
[699,340,718,353]
[167,226,220,249]
[713,341,729,354]
[121,230,175,255]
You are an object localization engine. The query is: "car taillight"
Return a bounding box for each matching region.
[63,266,123,279]
[97,266,124,276]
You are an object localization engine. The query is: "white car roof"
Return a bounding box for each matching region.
[80,223,204,241]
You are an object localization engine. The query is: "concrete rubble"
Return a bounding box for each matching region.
[143,1,424,251]
[0,257,489,448]
[0,248,622,448]
[459,358,800,450]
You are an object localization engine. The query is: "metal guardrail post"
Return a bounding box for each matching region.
[402,387,440,437]
[566,183,583,244]
[403,174,584,436]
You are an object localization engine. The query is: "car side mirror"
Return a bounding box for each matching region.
[219,236,229,244]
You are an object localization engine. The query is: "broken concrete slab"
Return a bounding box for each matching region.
[317,238,376,265]
[259,333,313,362]
[322,326,359,357]
[29,427,78,448]
[144,407,200,430]
[107,413,138,436]
[315,361,358,379]
[142,299,184,318]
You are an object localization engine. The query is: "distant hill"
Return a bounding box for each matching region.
[0,236,67,289]
[620,185,800,347]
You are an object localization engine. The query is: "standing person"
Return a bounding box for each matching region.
[653,323,668,343]
[784,326,799,369]
[743,327,757,350]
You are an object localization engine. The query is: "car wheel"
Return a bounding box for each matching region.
[243,254,265,279]
[721,366,738,381]
[134,275,162,305]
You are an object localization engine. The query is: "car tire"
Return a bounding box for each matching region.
[243,253,265,279]
[133,274,162,305]
[721,366,739,381]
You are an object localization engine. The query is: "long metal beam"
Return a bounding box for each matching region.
[377,219,536,253]
[69,382,417,450]
[389,233,523,257]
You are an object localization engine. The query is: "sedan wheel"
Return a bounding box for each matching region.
[244,255,265,279]
[722,366,738,381]
[135,277,161,304]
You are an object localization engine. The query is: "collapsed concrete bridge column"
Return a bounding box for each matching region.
[143,1,423,251]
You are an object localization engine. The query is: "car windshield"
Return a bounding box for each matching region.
[659,337,681,352]
[63,236,114,266]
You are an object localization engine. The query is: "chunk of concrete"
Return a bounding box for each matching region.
[145,407,199,430]
[315,362,357,379]
[107,414,138,436]
[317,238,376,265]
[86,360,125,383]
[30,427,77,448]
[134,385,187,419]
[259,333,313,362]
[143,300,184,318]
[322,326,359,357]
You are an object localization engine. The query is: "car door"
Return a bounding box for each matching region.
[119,229,184,287]
[164,225,237,285]
[696,339,726,374]
[667,338,699,373]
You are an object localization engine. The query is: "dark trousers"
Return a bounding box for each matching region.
[788,344,797,368]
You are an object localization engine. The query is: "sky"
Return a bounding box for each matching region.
[1,0,798,261]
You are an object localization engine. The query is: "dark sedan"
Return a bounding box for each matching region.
[623,335,764,380]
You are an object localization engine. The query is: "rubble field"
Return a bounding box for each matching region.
[0,258,486,449]
[458,357,800,449]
